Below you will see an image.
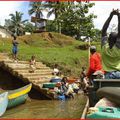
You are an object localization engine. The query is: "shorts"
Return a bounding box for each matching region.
[12,47,18,54]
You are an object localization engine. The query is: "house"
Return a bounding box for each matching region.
[31,17,47,32]
[0,26,11,38]
[81,36,92,42]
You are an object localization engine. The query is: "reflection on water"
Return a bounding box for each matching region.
[2,94,86,119]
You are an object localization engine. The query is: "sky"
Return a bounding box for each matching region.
[90,1,120,30]
[0,1,30,25]
[0,1,120,30]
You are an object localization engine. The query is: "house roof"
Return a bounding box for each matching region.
[0,25,12,35]
[31,17,47,23]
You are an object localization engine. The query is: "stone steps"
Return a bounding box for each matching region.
[0,54,56,99]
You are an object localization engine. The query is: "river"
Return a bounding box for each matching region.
[1,94,86,119]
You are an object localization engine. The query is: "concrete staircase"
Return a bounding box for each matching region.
[0,54,56,99]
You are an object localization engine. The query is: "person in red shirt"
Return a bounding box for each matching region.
[87,46,104,78]
[83,46,104,89]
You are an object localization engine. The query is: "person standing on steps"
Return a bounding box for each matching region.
[101,9,120,79]
[12,35,19,62]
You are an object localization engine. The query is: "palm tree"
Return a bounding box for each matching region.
[5,11,27,36]
[28,2,44,29]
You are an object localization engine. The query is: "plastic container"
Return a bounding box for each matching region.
[50,78,61,83]
[87,107,120,118]
[43,83,56,89]
[57,95,65,100]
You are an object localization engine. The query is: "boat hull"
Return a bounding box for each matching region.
[8,94,28,109]
[7,84,32,109]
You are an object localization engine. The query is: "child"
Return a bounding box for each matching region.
[29,55,36,73]
[53,64,60,76]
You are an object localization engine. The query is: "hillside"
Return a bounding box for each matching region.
[0,32,101,77]
[18,32,74,47]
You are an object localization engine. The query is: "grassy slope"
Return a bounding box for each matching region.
[0,32,101,77]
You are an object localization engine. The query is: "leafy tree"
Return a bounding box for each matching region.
[46,2,96,39]
[24,22,35,33]
[91,28,101,41]
[46,20,56,32]
[62,2,96,39]
[4,11,27,36]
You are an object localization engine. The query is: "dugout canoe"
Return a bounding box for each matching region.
[7,83,32,109]
[81,96,89,119]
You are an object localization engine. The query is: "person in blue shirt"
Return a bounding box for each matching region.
[12,36,19,62]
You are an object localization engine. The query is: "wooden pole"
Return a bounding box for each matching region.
[88,37,91,64]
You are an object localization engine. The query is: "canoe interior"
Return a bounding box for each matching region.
[94,79,120,89]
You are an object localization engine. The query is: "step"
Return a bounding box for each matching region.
[5,62,46,68]
[21,72,52,76]
[25,75,52,80]
[6,64,50,70]
[15,69,53,73]
[4,60,44,65]
[30,79,50,84]
[4,60,46,67]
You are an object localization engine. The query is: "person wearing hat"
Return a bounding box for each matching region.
[83,46,104,92]
[101,9,120,79]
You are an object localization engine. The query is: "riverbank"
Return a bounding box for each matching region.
[0,32,101,77]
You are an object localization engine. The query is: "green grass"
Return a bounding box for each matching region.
[0,33,101,77]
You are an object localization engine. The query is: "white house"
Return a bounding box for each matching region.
[0,27,11,38]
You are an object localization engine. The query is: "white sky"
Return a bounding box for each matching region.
[0,1,24,25]
[90,1,120,30]
[0,1,120,30]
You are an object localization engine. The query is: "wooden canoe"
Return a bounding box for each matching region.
[7,84,32,109]
[81,96,89,119]
[0,92,8,116]
[97,87,120,105]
